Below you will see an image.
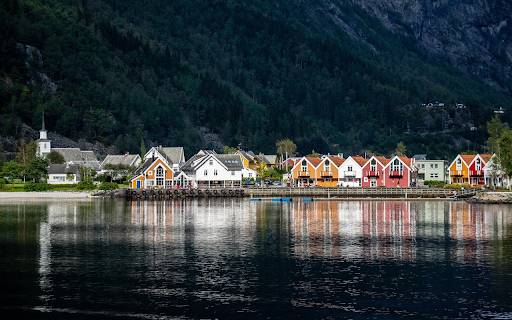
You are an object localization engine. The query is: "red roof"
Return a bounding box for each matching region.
[327,156,344,167]
[305,156,322,167]
[398,156,413,168]
[375,156,390,166]
[460,154,477,165]
[351,156,369,167]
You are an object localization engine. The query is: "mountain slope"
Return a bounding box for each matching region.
[0,0,510,159]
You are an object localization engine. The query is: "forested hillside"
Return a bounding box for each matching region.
[1,0,510,159]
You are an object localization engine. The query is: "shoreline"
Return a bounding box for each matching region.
[0,191,94,201]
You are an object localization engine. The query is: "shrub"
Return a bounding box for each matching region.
[443,184,472,189]
[76,181,96,190]
[0,178,5,190]
[424,180,445,188]
[98,182,119,190]
[23,182,53,191]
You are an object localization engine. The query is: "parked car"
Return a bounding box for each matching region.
[273,181,281,186]
[264,179,272,185]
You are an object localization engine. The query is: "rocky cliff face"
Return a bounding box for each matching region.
[323,0,512,93]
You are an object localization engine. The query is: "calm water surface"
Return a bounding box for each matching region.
[1,199,511,319]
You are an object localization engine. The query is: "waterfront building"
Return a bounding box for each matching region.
[413,154,448,185]
[47,163,80,184]
[382,156,418,187]
[338,156,368,187]
[449,154,492,185]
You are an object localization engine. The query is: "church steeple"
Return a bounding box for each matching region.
[37,113,51,157]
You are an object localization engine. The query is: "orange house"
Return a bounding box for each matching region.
[449,154,491,185]
[291,157,322,186]
[315,156,345,187]
[129,157,174,189]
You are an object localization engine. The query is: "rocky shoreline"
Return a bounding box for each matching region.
[466,191,512,204]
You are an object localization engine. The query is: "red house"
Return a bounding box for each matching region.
[382,156,418,187]
[361,156,390,187]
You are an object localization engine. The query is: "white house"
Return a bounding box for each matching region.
[47,164,80,184]
[144,146,186,172]
[483,154,508,189]
[180,153,244,187]
[337,156,368,187]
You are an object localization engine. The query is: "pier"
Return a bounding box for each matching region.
[121,187,482,200]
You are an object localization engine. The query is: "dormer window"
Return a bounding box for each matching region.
[156,167,164,177]
[456,158,462,170]
[475,159,481,170]
[301,160,307,172]
[324,160,330,172]
[209,159,213,166]
[370,159,376,172]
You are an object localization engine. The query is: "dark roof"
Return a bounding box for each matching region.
[100,154,140,169]
[133,158,153,177]
[413,154,427,160]
[215,154,244,170]
[48,164,79,175]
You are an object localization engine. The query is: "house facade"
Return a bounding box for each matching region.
[180,153,244,188]
[129,157,174,189]
[291,157,322,187]
[483,154,508,188]
[415,159,448,184]
[314,156,344,187]
[47,164,80,184]
[382,156,417,187]
[361,156,389,187]
[449,154,491,185]
[338,156,368,187]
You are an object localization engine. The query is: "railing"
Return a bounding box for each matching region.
[389,171,403,177]
[470,170,483,176]
[367,171,379,177]
[344,171,356,176]
[450,170,463,176]
[298,171,310,177]
[321,171,333,177]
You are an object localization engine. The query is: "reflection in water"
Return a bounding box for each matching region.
[1,199,511,319]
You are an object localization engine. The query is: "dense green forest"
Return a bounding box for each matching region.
[0,0,510,159]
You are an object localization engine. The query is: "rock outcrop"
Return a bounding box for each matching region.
[466,191,512,204]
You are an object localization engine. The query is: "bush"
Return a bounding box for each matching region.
[0,178,5,190]
[424,180,445,188]
[23,182,54,191]
[443,184,472,189]
[98,182,119,190]
[76,181,96,190]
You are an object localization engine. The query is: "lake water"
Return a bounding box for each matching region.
[0,199,511,319]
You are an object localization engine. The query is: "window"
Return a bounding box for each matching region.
[209,160,213,166]
[348,166,353,171]
[325,159,330,172]
[156,167,164,177]
[430,173,439,178]
[370,159,376,171]
[434,164,438,169]
[156,177,164,186]
[148,171,153,176]
[204,169,208,176]
[421,164,425,169]
[301,160,307,172]
[249,173,252,178]
[364,177,368,182]
[456,159,462,170]
[231,171,235,176]
[214,170,218,176]
[430,164,434,169]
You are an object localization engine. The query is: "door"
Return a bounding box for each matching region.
[136,180,141,188]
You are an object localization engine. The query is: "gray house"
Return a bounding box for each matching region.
[413,154,448,184]
[48,164,80,184]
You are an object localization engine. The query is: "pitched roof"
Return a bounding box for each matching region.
[53,148,98,163]
[460,154,477,166]
[160,147,185,165]
[100,154,140,169]
[264,155,278,164]
[215,154,244,170]
[326,156,344,167]
[133,158,154,177]
[398,156,413,169]
[479,154,492,163]
[305,156,322,167]
[375,156,390,166]
[48,164,79,175]
[351,156,369,167]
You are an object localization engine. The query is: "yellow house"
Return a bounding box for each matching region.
[291,157,322,186]
[130,157,174,188]
[449,154,491,185]
[315,156,345,187]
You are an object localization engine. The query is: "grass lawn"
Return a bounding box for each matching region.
[1,184,25,192]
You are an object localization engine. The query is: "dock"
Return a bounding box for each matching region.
[121,187,482,200]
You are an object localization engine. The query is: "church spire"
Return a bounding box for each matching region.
[42,112,46,131]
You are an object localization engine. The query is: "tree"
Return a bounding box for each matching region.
[25,157,49,183]
[16,139,37,166]
[255,161,267,186]
[498,128,512,189]
[396,141,407,157]
[79,166,96,185]
[461,150,478,155]
[307,150,322,158]
[485,115,504,154]
[276,139,297,158]
[223,146,238,154]
[47,150,65,164]
[140,139,146,158]
[1,160,22,187]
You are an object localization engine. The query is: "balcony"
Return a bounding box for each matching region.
[367,171,379,177]
[321,171,333,177]
[450,170,463,176]
[344,171,356,176]
[298,171,310,177]
[389,171,403,177]
[470,170,484,176]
